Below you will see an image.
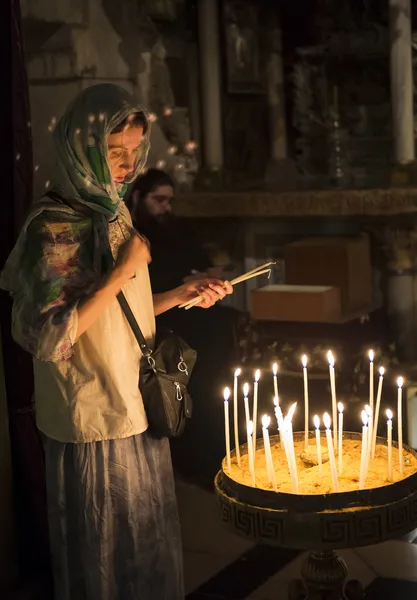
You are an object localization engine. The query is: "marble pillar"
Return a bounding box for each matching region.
[197,0,223,171]
[389,0,415,164]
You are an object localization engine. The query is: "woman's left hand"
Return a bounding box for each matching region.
[177,278,233,309]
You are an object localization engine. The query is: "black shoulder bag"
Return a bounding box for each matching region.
[117,292,196,439]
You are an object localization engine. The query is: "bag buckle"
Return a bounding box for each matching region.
[147,356,156,369]
[174,381,183,401]
[177,356,188,376]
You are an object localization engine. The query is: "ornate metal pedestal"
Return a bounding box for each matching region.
[215,432,417,600]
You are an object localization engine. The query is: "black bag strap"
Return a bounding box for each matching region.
[117,292,153,358]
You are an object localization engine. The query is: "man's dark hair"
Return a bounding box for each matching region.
[131,168,174,200]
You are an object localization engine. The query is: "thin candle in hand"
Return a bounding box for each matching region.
[233,368,241,466]
[387,409,393,483]
[314,415,322,477]
[302,355,309,451]
[223,388,231,472]
[327,351,338,448]
[323,412,338,492]
[397,377,404,476]
[338,402,344,475]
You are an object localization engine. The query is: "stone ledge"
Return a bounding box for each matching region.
[176,188,417,218]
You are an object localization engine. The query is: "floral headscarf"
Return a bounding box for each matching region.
[0,84,151,362]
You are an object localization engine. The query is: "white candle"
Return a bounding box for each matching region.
[371,367,385,459]
[252,369,261,456]
[327,351,338,447]
[284,403,299,493]
[243,382,250,432]
[365,404,372,478]
[247,420,256,486]
[314,415,323,476]
[223,388,231,472]
[274,397,286,453]
[323,412,339,492]
[397,376,404,476]
[338,402,344,475]
[272,363,279,400]
[387,409,393,483]
[262,414,277,491]
[359,410,369,489]
[233,368,241,466]
[302,355,309,451]
[369,349,375,417]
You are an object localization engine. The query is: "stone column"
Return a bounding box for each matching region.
[266,27,288,163]
[389,0,415,164]
[186,42,201,146]
[197,0,223,171]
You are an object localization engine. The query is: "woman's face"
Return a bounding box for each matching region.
[144,184,174,220]
[107,125,144,184]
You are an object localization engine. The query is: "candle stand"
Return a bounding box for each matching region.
[215,432,417,600]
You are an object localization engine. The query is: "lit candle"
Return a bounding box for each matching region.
[359,410,369,489]
[387,409,393,482]
[365,404,372,478]
[223,388,231,472]
[314,415,322,476]
[233,368,241,466]
[272,363,279,400]
[253,369,261,455]
[274,397,286,453]
[262,414,277,491]
[338,402,344,474]
[371,367,385,459]
[243,382,250,433]
[323,412,339,492]
[302,355,309,451]
[397,377,404,476]
[284,403,299,493]
[369,349,375,417]
[247,420,256,486]
[327,351,338,447]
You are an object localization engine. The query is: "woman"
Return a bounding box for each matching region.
[130,169,240,485]
[0,84,232,600]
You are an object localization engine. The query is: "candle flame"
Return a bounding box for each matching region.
[302,354,308,368]
[273,396,279,407]
[234,368,241,378]
[248,420,254,436]
[262,414,270,428]
[365,404,372,416]
[397,376,404,388]
[386,409,393,420]
[362,410,368,426]
[286,402,297,423]
[272,362,278,376]
[327,350,335,367]
[338,402,344,413]
[369,349,374,362]
[379,366,385,376]
[314,415,320,429]
[254,369,261,382]
[323,412,331,429]
[223,387,230,402]
[243,382,249,397]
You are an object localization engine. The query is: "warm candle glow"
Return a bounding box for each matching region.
[323,412,331,429]
[397,376,404,388]
[223,388,230,401]
[365,404,371,418]
[273,396,278,407]
[273,363,278,376]
[362,410,368,426]
[314,415,320,429]
[302,355,308,368]
[243,383,249,397]
[387,409,393,420]
[262,414,271,428]
[379,366,385,376]
[369,349,374,362]
[327,351,335,367]
[338,402,344,413]
[234,368,241,378]
[255,369,261,382]
[286,402,297,423]
[248,420,254,436]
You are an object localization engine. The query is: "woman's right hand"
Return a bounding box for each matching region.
[114,233,151,282]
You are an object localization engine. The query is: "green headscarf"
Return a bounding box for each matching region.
[53,83,151,219]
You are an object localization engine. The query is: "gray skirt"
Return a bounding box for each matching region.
[45,430,184,600]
